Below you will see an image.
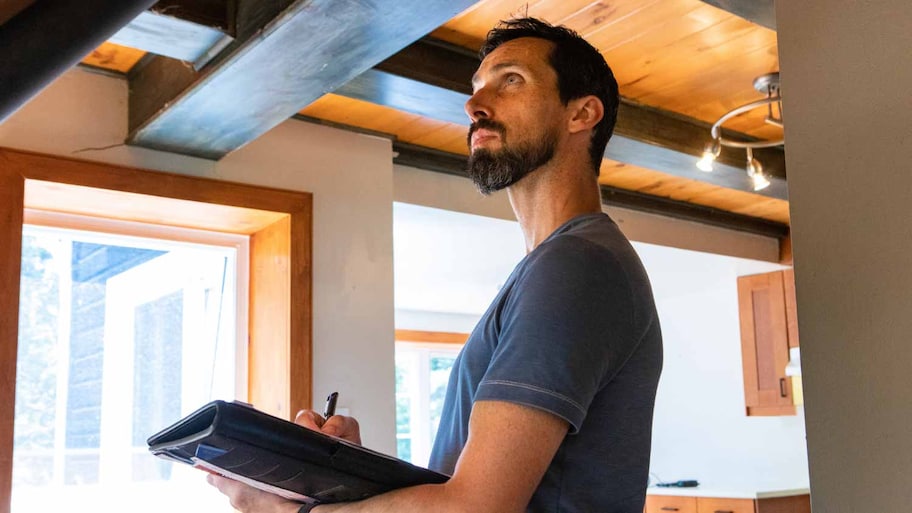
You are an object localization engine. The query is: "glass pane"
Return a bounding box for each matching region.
[428,355,456,442]
[13,226,239,513]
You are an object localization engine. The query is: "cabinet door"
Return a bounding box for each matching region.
[782,268,799,348]
[697,497,755,513]
[646,495,697,513]
[737,271,795,416]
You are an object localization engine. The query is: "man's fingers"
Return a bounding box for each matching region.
[322,415,361,444]
[295,409,325,430]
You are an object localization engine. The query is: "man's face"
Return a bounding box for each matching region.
[465,37,566,194]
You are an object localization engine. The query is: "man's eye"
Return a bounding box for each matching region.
[505,74,521,85]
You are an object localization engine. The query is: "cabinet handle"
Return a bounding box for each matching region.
[660,508,679,512]
[780,377,788,397]
[715,510,735,513]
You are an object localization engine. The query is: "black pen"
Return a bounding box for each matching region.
[323,391,339,419]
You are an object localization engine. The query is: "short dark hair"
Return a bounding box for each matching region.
[479,17,619,175]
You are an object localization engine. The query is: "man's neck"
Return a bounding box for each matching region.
[507,159,603,253]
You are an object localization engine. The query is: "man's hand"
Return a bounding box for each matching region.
[207,474,300,513]
[294,409,362,444]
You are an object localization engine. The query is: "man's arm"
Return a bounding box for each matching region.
[210,400,568,513]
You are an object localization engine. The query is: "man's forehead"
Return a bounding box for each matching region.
[476,37,554,74]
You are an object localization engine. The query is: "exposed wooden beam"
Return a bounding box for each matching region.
[127,0,476,159]
[391,141,789,239]
[699,0,776,30]
[109,0,233,67]
[0,0,159,122]
[335,38,787,200]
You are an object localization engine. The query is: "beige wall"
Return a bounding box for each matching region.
[777,1,912,511]
[0,68,399,454]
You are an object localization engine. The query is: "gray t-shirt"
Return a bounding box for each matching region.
[428,213,663,513]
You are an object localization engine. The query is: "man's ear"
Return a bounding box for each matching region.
[567,96,604,134]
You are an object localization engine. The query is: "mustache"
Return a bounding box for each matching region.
[467,119,506,143]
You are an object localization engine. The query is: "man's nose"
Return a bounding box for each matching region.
[464,87,492,123]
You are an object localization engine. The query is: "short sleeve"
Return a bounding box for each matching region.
[474,235,639,433]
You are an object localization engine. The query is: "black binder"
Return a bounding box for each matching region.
[147,400,450,506]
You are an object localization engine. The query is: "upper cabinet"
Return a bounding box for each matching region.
[737,270,799,416]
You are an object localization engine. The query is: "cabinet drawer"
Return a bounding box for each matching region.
[646,495,697,513]
[697,497,755,513]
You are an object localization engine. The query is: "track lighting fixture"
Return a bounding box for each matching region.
[696,72,784,191]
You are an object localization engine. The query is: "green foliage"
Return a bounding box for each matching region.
[14,235,60,452]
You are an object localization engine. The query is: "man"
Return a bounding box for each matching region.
[210,17,663,513]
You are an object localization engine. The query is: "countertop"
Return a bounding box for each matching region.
[647,486,810,500]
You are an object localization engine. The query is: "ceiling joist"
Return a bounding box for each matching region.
[126,0,477,159]
[109,0,233,67]
[336,38,787,200]
[391,141,788,239]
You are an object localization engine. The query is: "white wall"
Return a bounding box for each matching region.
[638,244,808,489]
[777,1,912,511]
[0,68,398,454]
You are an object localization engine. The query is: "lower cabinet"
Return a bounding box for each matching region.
[645,494,810,513]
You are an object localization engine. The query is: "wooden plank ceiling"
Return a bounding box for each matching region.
[75,0,789,226]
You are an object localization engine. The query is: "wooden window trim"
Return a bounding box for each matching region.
[0,148,313,511]
[395,329,469,346]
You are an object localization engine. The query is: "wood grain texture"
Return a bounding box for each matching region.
[434,0,780,142]
[737,272,796,416]
[0,158,25,513]
[783,268,799,348]
[80,41,147,73]
[697,497,755,513]
[300,94,790,225]
[395,330,469,345]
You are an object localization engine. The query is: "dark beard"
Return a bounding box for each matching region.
[466,122,557,195]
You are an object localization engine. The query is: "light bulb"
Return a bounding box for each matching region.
[696,154,715,172]
[751,171,771,191]
[696,140,721,172]
[745,149,770,191]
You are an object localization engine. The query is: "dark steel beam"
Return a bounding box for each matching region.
[391,141,789,239]
[127,0,476,159]
[336,38,787,200]
[698,0,776,30]
[0,0,159,123]
[108,1,233,68]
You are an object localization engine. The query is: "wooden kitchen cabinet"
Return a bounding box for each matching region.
[645,494,697,513]
[646,494,810,513]
[737,270,798,416]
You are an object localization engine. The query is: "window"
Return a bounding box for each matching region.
[393,331,467,466]
[0,148,313,512]
[14,220,245,512]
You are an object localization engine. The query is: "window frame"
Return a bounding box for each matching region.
[0,147,313,511]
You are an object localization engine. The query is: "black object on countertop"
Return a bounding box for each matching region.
[656,480,700,488]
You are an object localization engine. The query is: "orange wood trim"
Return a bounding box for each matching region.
[782,268,800,348]
[395,329,469,345]
[747,404,797,416]
[779,234,793,264]
[0,167,25,513]
[0,148,310,214]
[248,218,293,418]
[0,147,313,508]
